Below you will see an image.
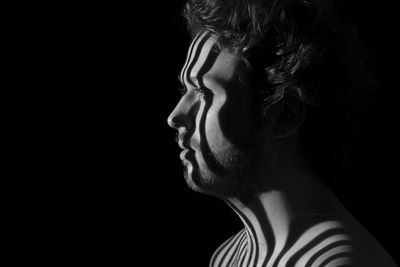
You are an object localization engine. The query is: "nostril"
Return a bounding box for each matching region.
[168,113,185,130]
[167,114,178,129]
[167,100,196,130]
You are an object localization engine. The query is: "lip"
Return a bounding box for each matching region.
[180,148,194,161]
[177,136,193,151]
[178,139,190,150]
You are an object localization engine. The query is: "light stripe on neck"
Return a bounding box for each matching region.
[277,221,344,266]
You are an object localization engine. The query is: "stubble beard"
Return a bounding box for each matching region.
[183,133,264,201]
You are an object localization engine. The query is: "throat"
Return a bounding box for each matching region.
[225,191,292,266]
[224,182,342,266]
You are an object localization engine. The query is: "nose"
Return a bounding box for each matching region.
[167,97,195,130]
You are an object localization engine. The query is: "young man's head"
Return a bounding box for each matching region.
[168,0,377,199]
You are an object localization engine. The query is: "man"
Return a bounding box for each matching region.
[167,0,396,266]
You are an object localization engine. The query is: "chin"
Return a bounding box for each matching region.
[182,147,259,198]
[181,161,219,198]
[183,160,211,192]
[182,164,241,199]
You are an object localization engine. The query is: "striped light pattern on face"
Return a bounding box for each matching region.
[170,30,259,196]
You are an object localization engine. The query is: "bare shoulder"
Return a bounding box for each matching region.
[207,216,396,267]
[276,214,396,267]
[340,215,397,267]
[209,228,247,267]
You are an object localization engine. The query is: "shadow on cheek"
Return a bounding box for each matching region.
[218,84,253,149]
[199,94,228,177]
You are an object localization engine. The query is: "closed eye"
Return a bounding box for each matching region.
[194,87,204,94]
[178,84,213,98]
[195,86,213,97]
[178,87,210,97]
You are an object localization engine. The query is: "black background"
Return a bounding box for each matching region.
[24,0,398,265]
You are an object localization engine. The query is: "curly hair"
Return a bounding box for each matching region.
[182,0,379,186]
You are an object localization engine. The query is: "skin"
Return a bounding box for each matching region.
[168,31,261,198]
[167,31,396,267]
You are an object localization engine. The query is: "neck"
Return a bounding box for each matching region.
[225,191,291,266]
[224,176,339,266]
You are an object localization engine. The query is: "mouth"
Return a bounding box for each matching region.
[176,133,193,151]
[179,143,195,153]
[180,148,195,162]
[178,141,190,150]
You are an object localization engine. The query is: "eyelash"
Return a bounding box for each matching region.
[194,87,205,95]
[179,87,210,97]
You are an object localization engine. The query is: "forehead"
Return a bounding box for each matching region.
[180,31,243,86]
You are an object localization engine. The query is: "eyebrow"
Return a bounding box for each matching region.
[177,75,198,89]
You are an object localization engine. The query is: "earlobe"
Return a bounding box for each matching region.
[272,96,306,139]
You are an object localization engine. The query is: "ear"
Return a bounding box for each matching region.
[272,95,306,139]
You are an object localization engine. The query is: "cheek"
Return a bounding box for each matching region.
[192,97,226,152]
[218,86,253,149]
[203,90,253,152]
[204,95,228,149]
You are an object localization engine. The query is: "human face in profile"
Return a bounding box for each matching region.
[168,31,262,197]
